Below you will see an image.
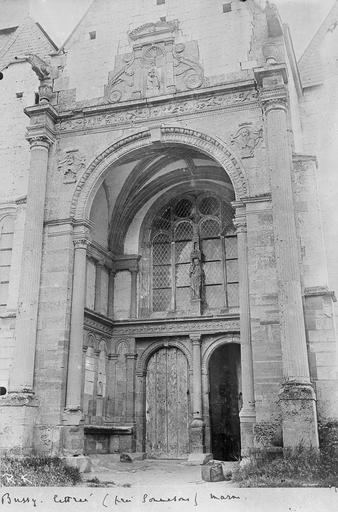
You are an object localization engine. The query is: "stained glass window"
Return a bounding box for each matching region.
[151,194,239,313]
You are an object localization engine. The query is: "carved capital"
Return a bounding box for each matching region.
[73,238,90,250]
[260,93,288,114]
[189,333,202,345]
[27,135,53,150]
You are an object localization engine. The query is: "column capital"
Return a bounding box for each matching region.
[27,134,54,150]
[189,333,202,345]
[260,94,288,114]
[73,238,90,250]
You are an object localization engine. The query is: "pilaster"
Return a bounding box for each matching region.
[187,334,211,464]
[255,66,319,448]
[233,203,256,457]
[0,109,55,453]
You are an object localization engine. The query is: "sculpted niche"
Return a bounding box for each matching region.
[104,20,204,103]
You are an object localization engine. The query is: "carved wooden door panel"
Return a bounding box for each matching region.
[146,346,190,458]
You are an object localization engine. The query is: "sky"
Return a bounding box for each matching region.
[26,0,336,59]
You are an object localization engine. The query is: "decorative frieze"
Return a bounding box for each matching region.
[57,150,86,184]
[84,309,239,339]
[58,89,258,133]
[230,123,263,158]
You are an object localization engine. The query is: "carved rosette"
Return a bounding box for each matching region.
[57,149,86,184]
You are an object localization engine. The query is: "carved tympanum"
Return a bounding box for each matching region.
[105,20,204,103]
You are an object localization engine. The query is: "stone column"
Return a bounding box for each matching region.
[130,269,138,319]
[65,237,89,412]
[0,131,54,455]
[62,235,90,458]
[256,67,319,448]
[135,370,146,454]
[108,269,116,319]
[188,334,211,464]
[233,206,256,457]
[94,260,105,315]
[126,353,137,452]
[9,135,53,393]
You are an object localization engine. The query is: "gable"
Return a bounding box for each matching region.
[0,17,57,71]
[299,2,338,88]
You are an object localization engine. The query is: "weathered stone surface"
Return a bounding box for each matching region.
[0,0,338,462]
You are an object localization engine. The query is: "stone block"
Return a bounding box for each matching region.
[278,384,319,449]
[120,452,145,462]
[62,455,91,473]
[201,461,225,481]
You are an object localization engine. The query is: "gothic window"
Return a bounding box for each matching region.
[0,215,14,308]
[150,194,238,314]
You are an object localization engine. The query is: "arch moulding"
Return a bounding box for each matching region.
[202,334,240,374]
[136,338,192,376]
[70,127,249,220]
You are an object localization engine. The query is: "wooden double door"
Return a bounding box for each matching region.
[145,346,190,458]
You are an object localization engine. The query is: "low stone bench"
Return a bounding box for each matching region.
[84,424,134,454]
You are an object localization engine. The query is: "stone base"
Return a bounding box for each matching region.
[239,408,256,457]
[62,409,85,456]
[278,382,319,449]
[62,455,92,473]
[187,452,212,465]
[190,418,205,453]
[0,392,38,456]
[120,452,145,462]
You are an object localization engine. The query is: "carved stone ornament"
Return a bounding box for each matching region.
[230,123,263,158]
[57,149,85,184]
[24,54,51,81]
[105,20,204,103]
[59,90,258,133]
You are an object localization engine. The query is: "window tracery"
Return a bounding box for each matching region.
[150,193,238,314]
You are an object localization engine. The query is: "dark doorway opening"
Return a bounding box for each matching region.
[209,343,241,460]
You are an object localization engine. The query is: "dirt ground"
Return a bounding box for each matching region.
[83,455,239,488]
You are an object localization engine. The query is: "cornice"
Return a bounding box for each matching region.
[25,103,58,122]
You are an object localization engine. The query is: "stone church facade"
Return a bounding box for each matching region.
[1,0,338,464]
